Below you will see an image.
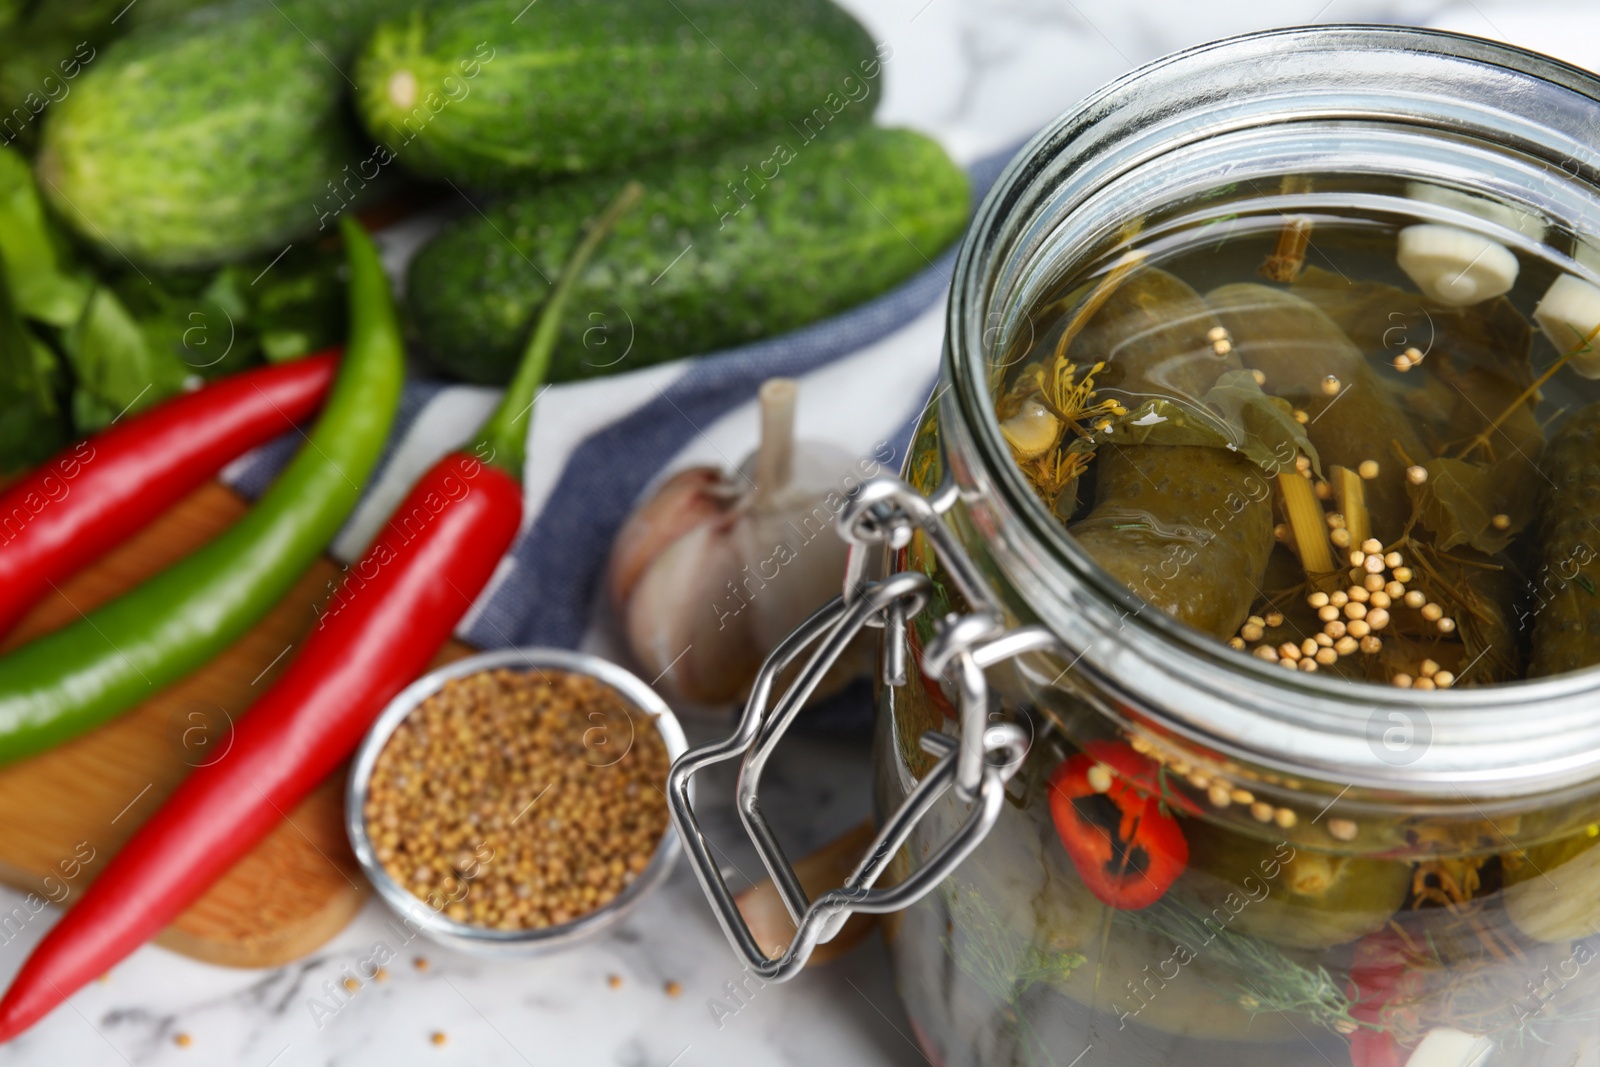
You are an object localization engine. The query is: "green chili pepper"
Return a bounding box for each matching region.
[0,217,404,765]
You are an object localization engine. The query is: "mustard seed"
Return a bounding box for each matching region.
[365,668,672,932]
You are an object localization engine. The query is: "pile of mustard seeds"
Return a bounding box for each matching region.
[365,667,671,930]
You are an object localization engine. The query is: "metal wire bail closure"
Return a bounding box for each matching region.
[666,474,1064,980]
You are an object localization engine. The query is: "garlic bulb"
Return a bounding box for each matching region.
[609,379,874,707]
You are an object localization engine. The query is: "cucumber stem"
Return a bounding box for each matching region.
[1331,465,1370,549]
[1279,471,1335,580]
[474,181,644,479]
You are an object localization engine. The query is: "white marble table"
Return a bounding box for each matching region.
[0,0,1584,1064]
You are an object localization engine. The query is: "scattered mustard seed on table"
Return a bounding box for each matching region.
[430,1031,447,1046]
[607,974,623,989]
[365,668,672,931]
[665,980,683,998]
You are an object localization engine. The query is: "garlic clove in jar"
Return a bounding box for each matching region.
[1533,273,1600,378]
[1404,181,1547,241]
[1401,1027,1492,1067]
[999,399,1062,459]
[1395,223,1519,306]
[609,378,871,708]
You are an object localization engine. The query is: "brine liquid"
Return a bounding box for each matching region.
[878,186,1600,1067]
[995,195,1600,689]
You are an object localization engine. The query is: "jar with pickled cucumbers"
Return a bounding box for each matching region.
[873,27,1600,1067]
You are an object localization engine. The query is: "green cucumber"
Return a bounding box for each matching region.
[355,0,882,188]
[406,125,970,384]
[35,0,396,269]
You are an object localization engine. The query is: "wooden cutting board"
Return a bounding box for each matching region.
[0,481,474,968]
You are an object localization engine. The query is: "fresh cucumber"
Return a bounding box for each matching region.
[406,125,969,384]
[35,0,396,269]
[355,0,882,189]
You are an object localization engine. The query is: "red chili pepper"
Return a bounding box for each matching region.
[1047,740,1189,910]
[1346,928,1426,1067]
[0,352,338,638]
[0,184,642,1043]
[0,453,522,1040]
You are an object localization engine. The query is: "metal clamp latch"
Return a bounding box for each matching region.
[666,474,1065,980]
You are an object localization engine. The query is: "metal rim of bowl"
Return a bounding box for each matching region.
[346,647,691,956]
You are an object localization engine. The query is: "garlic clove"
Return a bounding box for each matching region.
[623,521,763,706]
[607,466,735,614]
[999,399,1062,459]
[733,495,852,651]
[1534,273,1600,378]
[1405,182,1546,240]
[1401,1027,1492,1067]
[1396,223,1519,306]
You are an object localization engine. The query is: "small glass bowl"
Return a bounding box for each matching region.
[346,646,690,956]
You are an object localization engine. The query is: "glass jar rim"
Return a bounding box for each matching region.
[943,24,1600,801]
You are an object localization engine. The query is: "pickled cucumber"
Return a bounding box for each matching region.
[1182,819,1412,949]
[1529,402,1600,677]
[1089,269,1238,402]
[1206,284,1429,542]
[1071,446,1274,638]
[1064,269,1275,639]
[1503,830,1600,942]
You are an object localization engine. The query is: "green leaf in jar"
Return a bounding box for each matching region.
[1405,456,1538,554]
[1066,368,1318,476]
[1292,266,1532,381]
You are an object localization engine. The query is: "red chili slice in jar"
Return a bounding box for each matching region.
[1047,741,1188,910]
[1345,928,1426,1067]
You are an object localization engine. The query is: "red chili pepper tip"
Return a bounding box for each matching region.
[1047,740,1189,910]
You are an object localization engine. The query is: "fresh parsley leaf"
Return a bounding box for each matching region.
[63,285,190,432]
[0,253,66,471]
[0,145,88,326]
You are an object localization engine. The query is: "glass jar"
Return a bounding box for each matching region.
[874,25,1600,1067]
